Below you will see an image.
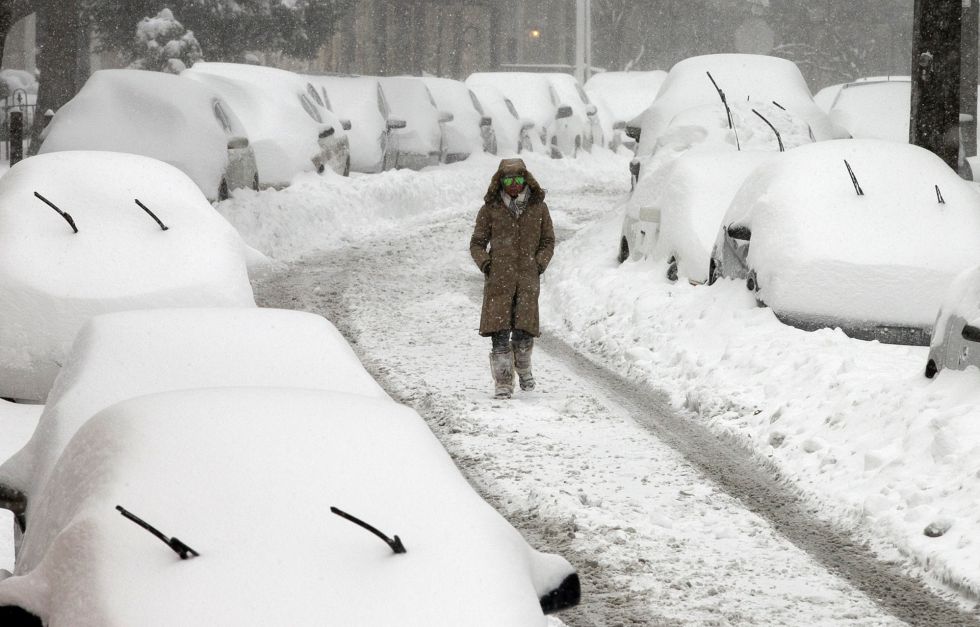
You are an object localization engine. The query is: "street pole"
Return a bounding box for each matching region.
[575,0,591,83]
[910,0,962,170]
[960,0,978,166]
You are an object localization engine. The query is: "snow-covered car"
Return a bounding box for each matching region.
[630,54,848,183]
[585,70,667,152]
[0,152,258,403]
[305,74,404,173]
[925,265,980,378]
[467,82,534,156]
[38,69,258,202]
[467,72,585,158]
[182,62,350,186]
[825,77,912,143]
[708,139,980,345]
[0,307,387,524]
[544,72,601,152]
[377,77,449,169]
[421,76,496,162]
[0,385,579,626]
[619,146,775,285]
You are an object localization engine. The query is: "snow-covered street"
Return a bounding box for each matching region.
[235,150,980,625]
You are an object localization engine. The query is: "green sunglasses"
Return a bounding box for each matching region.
[502,175,526,186]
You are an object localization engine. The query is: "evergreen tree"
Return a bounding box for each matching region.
[129,8,202,73]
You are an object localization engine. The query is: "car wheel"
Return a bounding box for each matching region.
[343,156,351,177]
[573,136,581,158]
[218,178,230,201]
[925,359,938,379]
[666,257,678,282]
[746,271,757,292]
[251,173,260,191]
[617,237,629,263]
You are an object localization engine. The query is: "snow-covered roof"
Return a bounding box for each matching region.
[0,151,257,402]
[39,69,242,201]
[723,139,980,327]
[0,387,576,626]
[584,71,667,123]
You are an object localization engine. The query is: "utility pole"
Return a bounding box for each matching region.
[961,0,979,169]
[910,0,962,170]
[575,0,592,83]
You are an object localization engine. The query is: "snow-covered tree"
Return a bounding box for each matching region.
[129,8,202,73]
[83,0,353,62]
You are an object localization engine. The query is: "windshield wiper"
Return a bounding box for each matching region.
[116,505,199,560]
[34,191,78,233]
[134,198,169,231]
[331,506,406,554]
[707,71,740,150]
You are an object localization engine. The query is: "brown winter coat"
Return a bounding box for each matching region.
[470,159,555,337]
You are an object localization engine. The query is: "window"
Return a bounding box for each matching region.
[299,94,323,123]
[505,98,519,119]
[306,83,324,107]
[212,101,233,133]
[469,89,485,115]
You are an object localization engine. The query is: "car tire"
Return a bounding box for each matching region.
[343,156,351,177]
[252,173,260,191]
[666,258,678,282]
[925,359,938,379]
[218,178,230,201]
[617,238,629,264]
[708,258,720,286]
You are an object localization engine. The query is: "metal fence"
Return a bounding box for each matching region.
[1,88,37,163]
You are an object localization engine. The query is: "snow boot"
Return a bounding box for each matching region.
[490,349,515,399]
[512,338,535,391]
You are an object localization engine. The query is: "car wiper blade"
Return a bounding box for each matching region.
[331,506,406,554]
[134,198,169,231]
[843,159,864,196]
[752,109,784,152]
[34,191,78,233]
[116,505,199,560]
[935,184,945,204]
[706,71,740,150]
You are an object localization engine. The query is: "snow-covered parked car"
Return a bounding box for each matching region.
[305,74,404,173]
[585,70,666,152]
[0,307,387,525]
[630,53,848,184]
[544,72,601,152]
[183,62,350,186]
[0,152,259,403]
[377,77,449,169]
[421,76,496,161]
[825,76,912,143]
[38,69,258,202]
[467,83,533,156]
[619,146,775,285]
[708,139,980,345]
[925,265,980,378]
[0,385,579,626]
[467,72,584,158]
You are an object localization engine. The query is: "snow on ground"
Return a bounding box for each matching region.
[2,145,980,619]
[213,148,980,605]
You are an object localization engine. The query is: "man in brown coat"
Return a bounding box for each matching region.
[470,158,555,399]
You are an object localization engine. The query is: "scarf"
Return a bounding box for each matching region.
[500,187,530,219]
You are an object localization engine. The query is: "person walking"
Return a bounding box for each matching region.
[470,158,555,399]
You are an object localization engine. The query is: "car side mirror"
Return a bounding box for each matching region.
[613,120,626,130]
[539,573,581,614]
[963,323,980,342]
[387,118,407,130]
[480,116,492,127]
[318,126,335,139]
[341,119,352,131]
[556,105,573,120]
[625,125,641,141]
[439,111,454,124]
[586,104,597,116]
[227,136,249,150]
[727,224,752,241]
